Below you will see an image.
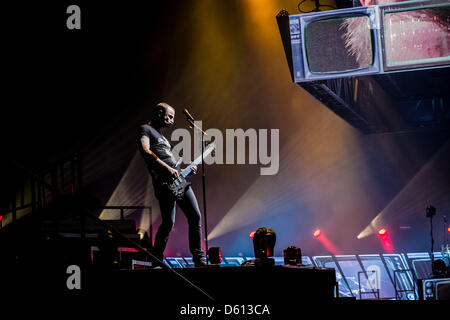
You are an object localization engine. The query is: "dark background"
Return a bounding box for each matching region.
[2,0,450,258]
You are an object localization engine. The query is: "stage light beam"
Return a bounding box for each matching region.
[313,229,340,254]
[358,139,450,240]
[377,228,394,253]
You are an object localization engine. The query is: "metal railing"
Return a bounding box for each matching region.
[1,155,82,229]
[100,205,153,244]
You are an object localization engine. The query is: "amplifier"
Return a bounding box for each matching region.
[417,278,450,300]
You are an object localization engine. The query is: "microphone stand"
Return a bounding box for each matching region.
[426,205,436,276]
[444,215,448,247]
[187,117,210,264]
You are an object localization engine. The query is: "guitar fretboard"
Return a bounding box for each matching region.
[181,143,215,178]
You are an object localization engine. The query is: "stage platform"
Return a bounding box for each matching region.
[2,262,339,317]
[87,265,336,301]
[4,263,448,317]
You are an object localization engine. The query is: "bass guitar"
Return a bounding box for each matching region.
[161,142,215,200]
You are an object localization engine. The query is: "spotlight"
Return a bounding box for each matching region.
[207,247,222,265]
[137,228,148,241]
[252,227,276,266]
[249,230,256,239]
[447,226,450,233]
[377,227,394,253]
[283,246,302,265]
[313,229,340,254]
[137,228,152,252]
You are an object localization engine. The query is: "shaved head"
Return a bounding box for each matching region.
[151,102,175,129]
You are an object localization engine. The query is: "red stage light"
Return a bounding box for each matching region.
[249,231,256,239]
[377,227,394,253]
[313,230,339,254]
[0,215,3,222]
[447,226,450,233]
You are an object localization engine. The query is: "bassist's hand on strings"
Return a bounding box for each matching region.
[167,166,179,179]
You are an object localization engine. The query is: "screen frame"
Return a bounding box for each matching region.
[304,14,376,74]
[379,0,450,72]
[289,5,381,82]
[436,280,450,299]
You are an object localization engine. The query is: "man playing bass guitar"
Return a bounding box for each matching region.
[137,102,207,267]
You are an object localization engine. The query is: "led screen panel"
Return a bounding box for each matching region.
[312,256,354,298]
[223,257,245,266]
[381,1,450,71]
[288,5,380,82]
[305,16,374,73]
[359,255,395,299]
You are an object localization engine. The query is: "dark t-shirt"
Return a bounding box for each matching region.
[137,124,176,183]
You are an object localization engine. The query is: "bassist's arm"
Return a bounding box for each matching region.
[140,136,179,178]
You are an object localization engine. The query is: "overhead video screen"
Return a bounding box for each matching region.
[305,16,374,73]
[383,6,450,69]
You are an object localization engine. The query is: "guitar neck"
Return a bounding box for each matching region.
[181,143,215,178]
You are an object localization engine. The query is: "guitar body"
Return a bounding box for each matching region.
[160,167,191,201]
[159,142,215,201]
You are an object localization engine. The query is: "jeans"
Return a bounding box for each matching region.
[153,186,205,261]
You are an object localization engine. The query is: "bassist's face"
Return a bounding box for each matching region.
[162,107,175,128]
